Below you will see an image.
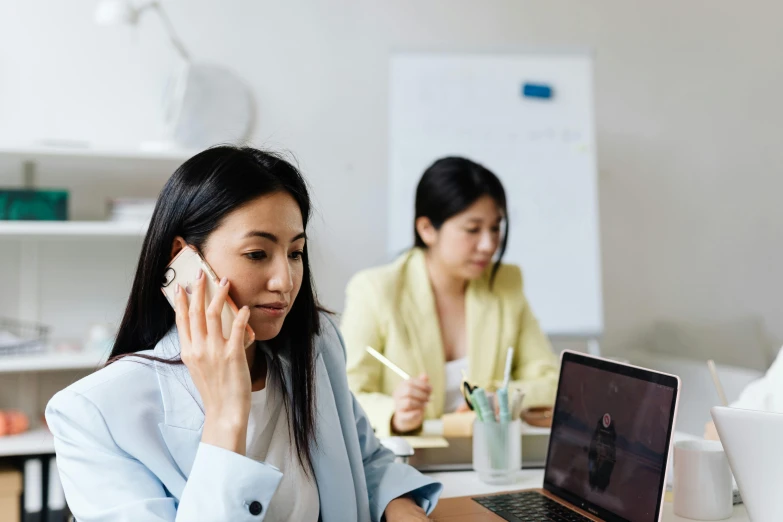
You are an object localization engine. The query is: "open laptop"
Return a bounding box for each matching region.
[432,350,680,522]
[711,406,783,521]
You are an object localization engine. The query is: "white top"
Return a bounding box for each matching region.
[444,357,469,413]
[733,345,783,412]
[246,384,319,522]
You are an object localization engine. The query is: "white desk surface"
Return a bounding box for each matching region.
[425,469,749,521]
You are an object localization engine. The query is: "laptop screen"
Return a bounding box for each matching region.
[543,352,679,522]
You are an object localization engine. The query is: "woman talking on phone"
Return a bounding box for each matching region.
[45,147,441,522]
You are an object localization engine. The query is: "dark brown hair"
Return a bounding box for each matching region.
[414,156,508,283]
[109,146,320,472]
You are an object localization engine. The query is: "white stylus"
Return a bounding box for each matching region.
[366,346,411,381]
[502,346,514,390]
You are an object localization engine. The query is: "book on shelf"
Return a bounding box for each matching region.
[107,198,156,223]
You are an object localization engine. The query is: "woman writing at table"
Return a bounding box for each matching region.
[342,156,559,437]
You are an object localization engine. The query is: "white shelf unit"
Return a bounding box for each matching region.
[0,146,182,458]
[0,220,149,238]
[0,144,195,162]
[0,351,107,374]
[0,428,54,458]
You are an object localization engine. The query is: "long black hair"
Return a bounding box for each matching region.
[414,156,509,283]
[109,146,320,473]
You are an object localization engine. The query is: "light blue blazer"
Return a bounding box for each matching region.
[45,314,442,521]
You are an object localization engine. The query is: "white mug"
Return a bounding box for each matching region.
[673,440,733,520]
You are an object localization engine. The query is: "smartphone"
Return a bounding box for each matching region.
[161,245,255,348]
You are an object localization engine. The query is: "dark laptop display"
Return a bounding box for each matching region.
[543,352,678,522]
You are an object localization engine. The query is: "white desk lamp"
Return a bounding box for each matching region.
[94,0,254,150]
[95,0,191,62]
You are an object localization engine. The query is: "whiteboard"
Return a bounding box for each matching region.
[388,53,602,336]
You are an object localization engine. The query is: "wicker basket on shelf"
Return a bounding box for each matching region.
[0,318,49,356]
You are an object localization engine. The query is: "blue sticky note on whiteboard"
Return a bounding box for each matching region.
[522,83,553,99]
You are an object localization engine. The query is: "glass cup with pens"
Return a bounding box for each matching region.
[465,347,525,484]
[366,344,525,484]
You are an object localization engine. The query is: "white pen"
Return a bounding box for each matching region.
[502,346,514,390]
[707,359,728,407]
[511,389,525,419]
[365,346,411,381]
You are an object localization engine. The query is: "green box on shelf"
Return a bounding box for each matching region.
[0,189,68,220]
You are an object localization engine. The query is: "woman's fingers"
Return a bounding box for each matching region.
[174,283,191,345]
[391,407,424,433]
[206,277,231,340]
[393,377,431,416]
[408,376,432,395]
[188,269,207,340]
[400,397,427,412]
[404,382,431,402]
[228,305,251,351]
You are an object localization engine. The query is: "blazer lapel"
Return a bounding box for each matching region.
[466,276,502,389]
[154,329,205,484]
[308,353,361,522]
[150,330,365,522]
[398,249,445,417]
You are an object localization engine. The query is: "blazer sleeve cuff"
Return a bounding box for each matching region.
[370,463,443,520]
[177,442,283,521]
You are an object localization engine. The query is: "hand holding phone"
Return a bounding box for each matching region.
[161,245,255,347]
[170,260,255,456]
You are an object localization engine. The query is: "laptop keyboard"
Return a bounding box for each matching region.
[472,491,593,522]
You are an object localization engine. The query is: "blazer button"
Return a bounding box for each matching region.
[248,501,263,516]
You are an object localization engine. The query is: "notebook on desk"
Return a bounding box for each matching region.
[411,418,551,471]
[432,351,680,522]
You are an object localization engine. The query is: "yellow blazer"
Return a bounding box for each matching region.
[341,248,559,437]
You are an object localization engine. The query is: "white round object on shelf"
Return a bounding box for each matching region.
[85,323,115,353]
[164,62,254,149]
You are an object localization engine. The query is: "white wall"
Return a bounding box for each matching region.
[1,0,782,356]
